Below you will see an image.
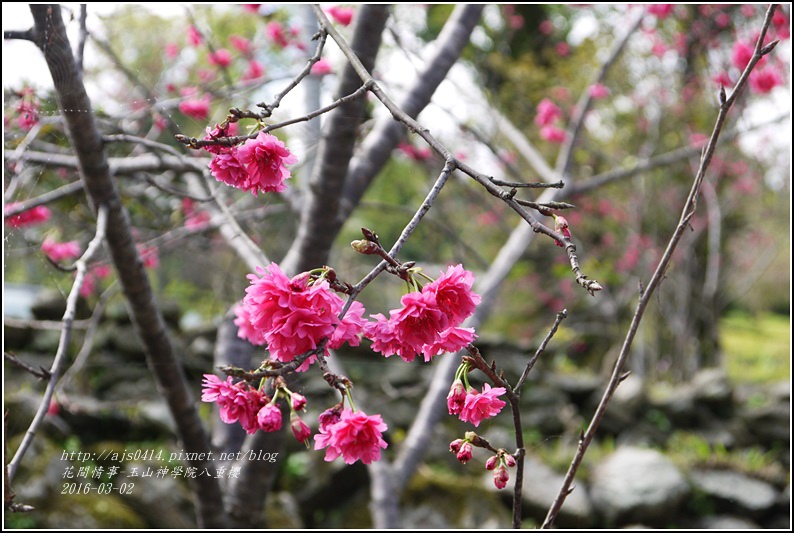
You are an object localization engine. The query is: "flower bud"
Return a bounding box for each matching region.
[290,413,312,445]
[291,392,307,412]
[504,453,516,468]
[456,441,473,464]
[351,240,379,254]
[449,438,464,454]
[446,379,467,415]
[484,455,499,471]
[494,464,509,489]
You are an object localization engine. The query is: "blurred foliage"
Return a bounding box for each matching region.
[721,311,791,384]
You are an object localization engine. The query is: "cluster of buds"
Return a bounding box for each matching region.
[450,432,517,490]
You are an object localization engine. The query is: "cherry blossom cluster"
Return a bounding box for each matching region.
[4,204,51,228]
[234,263,366,372]
[201,374,312,444]
[363,264,481,363]
[204,125,298,195]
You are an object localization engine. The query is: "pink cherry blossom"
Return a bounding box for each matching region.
[540,125,567,144]
[41,237,81,262]
[535,98,563,127]
[137,244,159,269]
[731,41,757,70]
[588,83,610,100]
[458,383,506,427]
[555,42,570,57]
[235,132,298,195]
[314,408,388,465]
[424,264,481,324]
[178,95,211,120]
[257,403,283,432]
[234,303,269,345]
[485,455,499,470]
[209,149,248,190]
[240,263,364,371]
[79,271,96,298]
[422,326,476,360]
[187,25,203,47]
[311,58,333,76]
[712,72,733,87]
[539,19,554,35]
[4,204,51,228]
[290,413,312,444]
[207,48,233,68]
[318,407,342,431]
[326,6,354,26]
[242,4,261,14]
[202,374,266,434]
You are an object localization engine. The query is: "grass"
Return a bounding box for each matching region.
[720,311,790,385]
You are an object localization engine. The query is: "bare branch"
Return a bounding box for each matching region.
[514,310,569,392]
[3,353,51,381]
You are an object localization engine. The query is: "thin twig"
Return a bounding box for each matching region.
[7,205,108,483]
[3,353,51,381]
[542,6,779,527]
[491,178,565,189]
[3,29,36,42]
[515,310,568,392]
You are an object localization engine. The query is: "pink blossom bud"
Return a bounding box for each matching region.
[494,464,509,489]
[504,453,516,468]
[449,438,464,454]
[319,407,342,431]
[484,455,499,471]
[290,413,312,444]
[257,403,283,432]
[447,379,467,415]
[291,392,307,412]
[351,239,380,255]
[456,441,473,464]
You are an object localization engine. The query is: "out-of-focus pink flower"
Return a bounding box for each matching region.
[229,35,251,55]
[16,100,39,131]
[94,265,112,279]
[137,244,159,269]
[207,48,233,68]
[535,98,563,126]
[740,5,756,17]
[772,11,790,40]
[457,383,506,427]
[311,58,333,76]
[749,67,783,94]
[47,399,60,416]
[714,12,730,29]
[79,271,96,299]
[257,403,283,432]
[266,21,290,48]
[651,39,669,58]
[712,71,733,87]
[243,59,265,81]
[539,19,554,35]
[553,214,571,247]
[493,464,510,489]
[647,4,674,19]
[326,6,354,26]
[165,42,180,59]
[688,132,708,147]
[508,14,524,30]
[291,413,312,444]
[555,42,570,57]
[397,142,432,161]
[4,204,51,228]
[187,25,203,47]
[180,86,199,97]
[731,40,756,70]
[313,408,388,465]
[41,237,81,262]
[178,95,211,120]
[242,4,261,14]
[447,379,467,415]
[588,83,610,100]
[153,114,169,131]
[540,125,567,144]
[235,132,298,195]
